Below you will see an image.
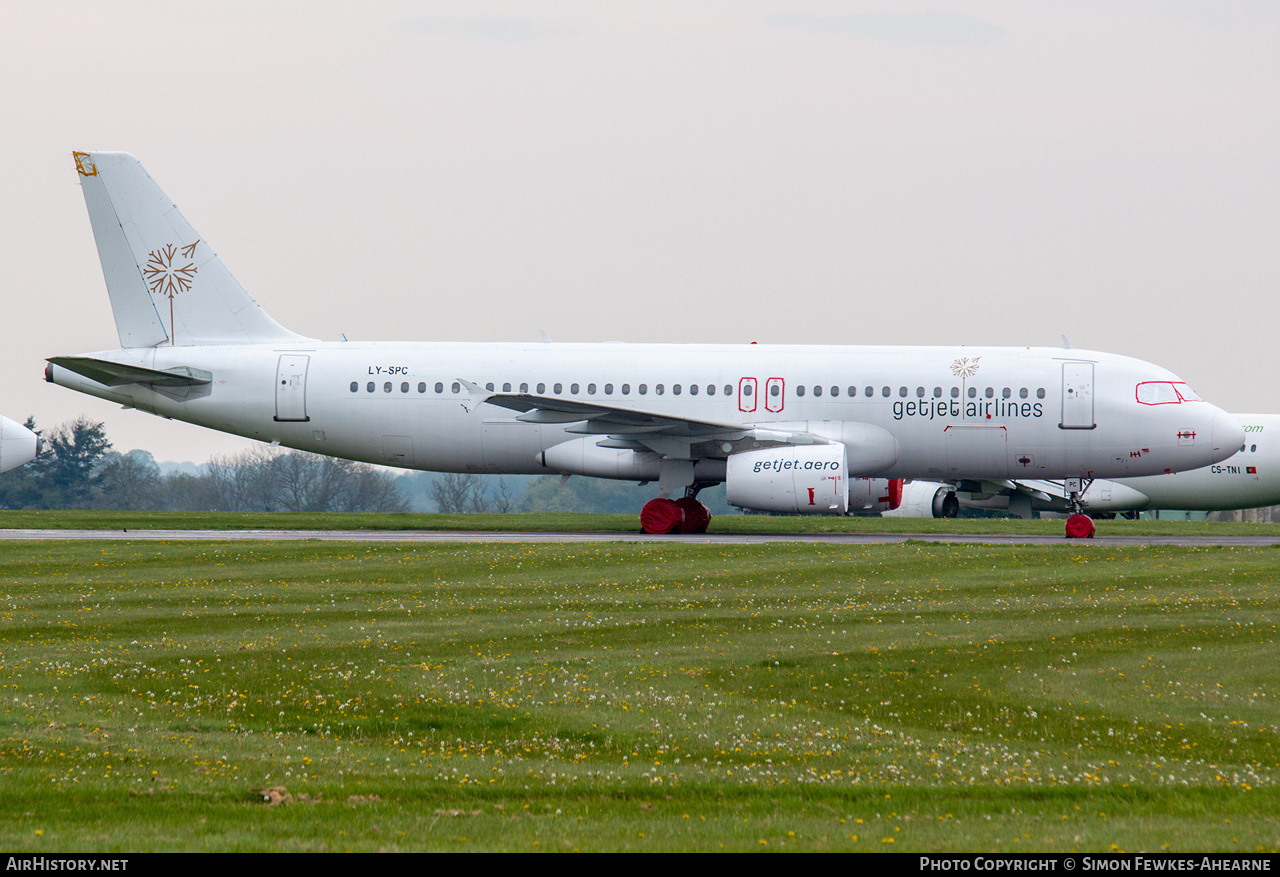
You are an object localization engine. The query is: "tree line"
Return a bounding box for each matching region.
[0,417,407,513]
[0,416,734,515]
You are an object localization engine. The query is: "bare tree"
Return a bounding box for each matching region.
[430,472,483,513]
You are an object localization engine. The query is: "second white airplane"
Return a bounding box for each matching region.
[46,152,1244,530]
[889,414,1280,519]
[0,416,39,475]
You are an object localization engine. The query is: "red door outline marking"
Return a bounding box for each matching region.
[765,377,785,413]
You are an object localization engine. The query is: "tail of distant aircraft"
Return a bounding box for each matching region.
[73,151,306,348]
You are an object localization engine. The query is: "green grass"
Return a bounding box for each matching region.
[0,539,1277,851]
[0,508,1277,537]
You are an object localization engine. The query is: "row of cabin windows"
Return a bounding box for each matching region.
[348,381,739,396]
[348,381,1049,400]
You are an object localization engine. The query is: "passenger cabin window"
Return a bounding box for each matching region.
[570,383,579,394]
[604,383,613,394]
[830,386,839,397]
[689,384,698,395]
[898,387,907,398]
[486,382,495,392]
[951,387,960,398]
[520,382,529,393]
[503,382,511,392]
[881,387,890,398]
[418,382,426,393]
[622,384,630,394]
[350,382,358,393]
[709,385,717,396]
[673,384,681,395]
[1002,387,1011,399]
[933,387,942,398]
[367,382,375,393]
[796,385,805,397]
[723,385,732,396]
[639,384,648,395]
[537,383,546,394]
[384,382,392,393]
[435,382,444,393]
[813,385,822,397]
[587,383,596,394]
[656,384,665,395]
[742,384,752,396]
[451,382,460,394]
[968,387,976,398]
[985,387,994,398]
[1019,388,1028,399]
[401,382,409,393]
[1036,388,1045,399]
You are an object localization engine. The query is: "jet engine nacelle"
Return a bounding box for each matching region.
[540,438,727,482]
[847,477,905,514]
[726,444,849,514]
[0,416,39,474]
[889,480,959,518]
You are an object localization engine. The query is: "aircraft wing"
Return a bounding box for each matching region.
[472,383,825,455]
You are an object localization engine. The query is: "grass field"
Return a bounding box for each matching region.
[0,538,1277,851]
[0,508,1277,537]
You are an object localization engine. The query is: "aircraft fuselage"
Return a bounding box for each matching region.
[48,341,1238,483]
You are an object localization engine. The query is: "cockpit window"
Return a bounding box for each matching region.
[1136,382,1202,405]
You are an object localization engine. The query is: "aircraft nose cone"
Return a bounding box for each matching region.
[1212,409,1245,454]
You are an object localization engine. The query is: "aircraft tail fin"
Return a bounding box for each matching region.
[73,151,307,347]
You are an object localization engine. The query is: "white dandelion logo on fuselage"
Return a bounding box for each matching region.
[950,356,981,415]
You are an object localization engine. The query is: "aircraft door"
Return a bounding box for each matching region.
[274,354,310,422]
[1060,362,1095,429]
[764,377,785,413]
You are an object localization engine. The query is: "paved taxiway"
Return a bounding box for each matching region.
[1,529,1277,547]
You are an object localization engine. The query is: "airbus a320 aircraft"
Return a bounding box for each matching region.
[46,152,1244,531]
[0,416,39,474]
[888,414,1280,519]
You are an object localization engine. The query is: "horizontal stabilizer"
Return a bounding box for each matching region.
[46,356,211,388]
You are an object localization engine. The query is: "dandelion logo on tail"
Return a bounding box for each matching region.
[143,241,199,343]
[950,356,981,416]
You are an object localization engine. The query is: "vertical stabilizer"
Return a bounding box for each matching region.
[74,151,307,347]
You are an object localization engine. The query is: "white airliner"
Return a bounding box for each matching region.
[0,416,39,474]
[889,414,1280,519]
[46,152,1244,529]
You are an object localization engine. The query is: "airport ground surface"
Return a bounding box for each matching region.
[0,522,1277,852]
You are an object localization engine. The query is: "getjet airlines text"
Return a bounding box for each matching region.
[894,399,1045,421]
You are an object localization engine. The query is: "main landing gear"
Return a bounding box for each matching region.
[641,484,713,534]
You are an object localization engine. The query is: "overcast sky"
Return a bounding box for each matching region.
[3,1,1279,463]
